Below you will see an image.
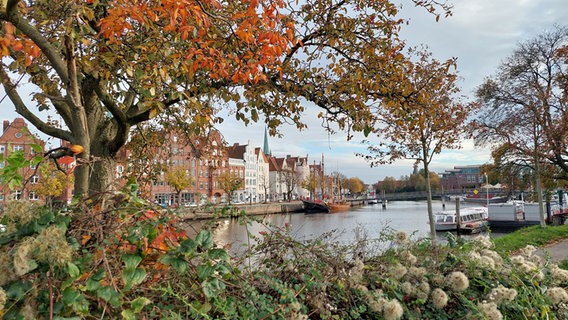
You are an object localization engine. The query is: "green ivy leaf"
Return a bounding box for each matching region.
[197,264,214,280]
[201,278,225,298]
[121,309,136,320]
[122,267,146,291]
[97,286,122,307]
[207,248,230,262]
[196,230,214,250]
[130,297,151,313]
[5,280,32,300]
[123,254,142,270]
[159,254,188,274]
[66,262,80,279]
[179,238,197,254]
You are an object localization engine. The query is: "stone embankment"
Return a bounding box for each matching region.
[176,201,305,220]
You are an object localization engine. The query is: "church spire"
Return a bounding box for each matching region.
[263,127,271,156]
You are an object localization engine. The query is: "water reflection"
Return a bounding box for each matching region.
[183,200,491,256]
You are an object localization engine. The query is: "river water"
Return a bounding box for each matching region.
[184,200,493,255]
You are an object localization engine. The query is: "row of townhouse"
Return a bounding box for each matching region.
[0,118,329,206]
[131,126,324,207]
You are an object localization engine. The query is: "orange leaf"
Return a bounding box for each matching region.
[57,156,75,166]
[81,235,92,245]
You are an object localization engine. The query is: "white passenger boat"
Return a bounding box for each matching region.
[434,207,488,232]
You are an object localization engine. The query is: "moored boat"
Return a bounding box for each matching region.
[302,199,329,214]
[434,207,488,233]
[326,201,350,213]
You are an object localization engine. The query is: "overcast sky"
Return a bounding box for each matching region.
[220,0,568,184]
[2,1,568,185]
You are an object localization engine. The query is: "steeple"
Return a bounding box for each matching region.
[263,127,271,156]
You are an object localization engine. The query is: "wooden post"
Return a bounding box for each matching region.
[455,197,461,236]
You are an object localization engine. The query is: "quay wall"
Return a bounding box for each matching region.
[177,201,305,220]
[176,200,367,220]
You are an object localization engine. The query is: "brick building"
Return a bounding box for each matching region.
[0,118,45,202]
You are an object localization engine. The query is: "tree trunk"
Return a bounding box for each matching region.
[89,156,117,196]
[423,161,437,246]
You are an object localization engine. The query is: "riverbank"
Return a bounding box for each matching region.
[175,199,371,220]
[176,201,305,220]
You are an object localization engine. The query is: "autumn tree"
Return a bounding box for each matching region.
[280,168,301,202]
[474,26,568,226]
[32,164,73,209]
[345,177,365,197]
[380,177,398,193]
[218,172,243,204]
[301,172,318,201]
[361,49,475,244]
[165,167,194,207]
[1,0,450,204]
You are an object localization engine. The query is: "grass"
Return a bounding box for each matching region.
[492,223,568,255]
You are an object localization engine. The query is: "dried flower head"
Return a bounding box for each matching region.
[349,259,365,285]
[431,288,448,309]
[389,263,407,280]
[368,297,387,313]
[519,245,537,257]
[481,249,503,266]
[13,237,37,276]
[478,301,503,320]
[383,299,404,320]
[395,231,408,244]
[0,288,6,311]
[34,225,73,267]
[0,247,17,286]
[550,265,568,285]
[407,266,427,280]
[401,281,415,296]
[546,287,568,305]
[488,285,517,304]
[399,250,417,266]
[3,200,41,227]
[473,235,494,249]
[446,271,469,292]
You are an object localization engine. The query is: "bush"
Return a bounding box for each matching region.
[1,193,568,319]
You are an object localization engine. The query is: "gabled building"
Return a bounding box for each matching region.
[0,118,44,202]
[122,128,229,206]
[255,147,270,203]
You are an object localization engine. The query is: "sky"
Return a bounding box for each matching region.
[2,0,568,185]
[218,0,568,184]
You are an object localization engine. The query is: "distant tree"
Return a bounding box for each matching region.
[32,162,74,209]
[408,173,426,191]
[361,49,476,244]
[165,167,194,207]
[475,25,568,179]
[474,26,568,226]
[280,169,301,202]
[301,173,318,200]
[345,177,365,196]
[218,172,244,205]
[381,177,397,193]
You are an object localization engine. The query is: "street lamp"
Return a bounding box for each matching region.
[484,172,489,208]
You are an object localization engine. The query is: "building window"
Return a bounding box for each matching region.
[13,190,22,200]
[0,145,5,153]
[13,145,24,151]
[15,132,23,138]
[30,175,39,184]
[29,191,38,200]
[117,165,124,173]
